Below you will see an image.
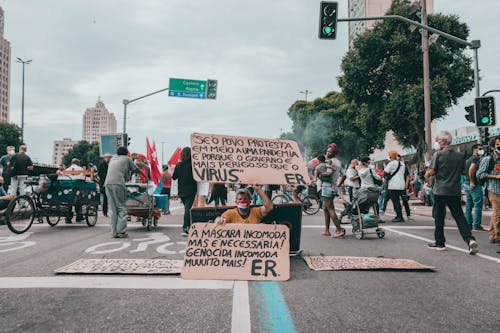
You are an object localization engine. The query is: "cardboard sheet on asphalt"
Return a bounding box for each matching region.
[303,256,434,271]
[55,259,182,275]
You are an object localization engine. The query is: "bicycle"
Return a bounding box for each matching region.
[4,176,98,234]
[272,186,321,215]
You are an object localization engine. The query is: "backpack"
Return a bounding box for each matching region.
[476,156,495,186]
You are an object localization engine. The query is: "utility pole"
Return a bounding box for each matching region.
[16,58,32,144]
[161,141,166,166]
[421,0,432,162]
[300,90,312,102]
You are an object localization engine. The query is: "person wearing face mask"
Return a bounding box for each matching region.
[215,185,273,224]
[425,131,478,254]
[0,146,15,192]
[358,156,381,188]
[476,136,500,244]
[464,144,485,231]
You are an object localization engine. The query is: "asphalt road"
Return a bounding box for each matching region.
[1,199,499,333]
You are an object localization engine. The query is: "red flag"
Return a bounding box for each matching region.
[146,138,161,186]
[168,147,182,166]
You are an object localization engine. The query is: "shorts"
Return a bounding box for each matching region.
[321,184,337,198]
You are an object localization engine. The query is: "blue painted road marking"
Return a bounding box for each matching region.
[253,281,296,333]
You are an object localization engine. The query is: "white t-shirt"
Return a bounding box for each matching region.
[344,167,360,188]
[384,160,406,190]
[358,167,380,188]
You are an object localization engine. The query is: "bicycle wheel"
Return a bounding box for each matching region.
[46,205,61,226]
[302,196,320,215]
[272,194,289,204]
[5,195,36,234]
[86,205,98,227]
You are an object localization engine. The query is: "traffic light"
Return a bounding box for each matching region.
[318,1,338,40]
[206,79,217,100]
[474,96,496,127]
[464,105,475,123]
[122,133,130,146]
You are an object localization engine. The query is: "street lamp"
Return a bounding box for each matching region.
[16,57,32,144]
[300,90,312,102]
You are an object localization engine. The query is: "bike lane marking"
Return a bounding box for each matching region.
[0,232,36,253]
[253,281,297,333]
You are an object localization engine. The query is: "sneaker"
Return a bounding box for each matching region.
[181,229,189,237]
[472,226,487,232]
[114,233,128,239]
[427,242,447,251]
[391,217,405,223]
[407,216,414,222]
[468,240,479,255]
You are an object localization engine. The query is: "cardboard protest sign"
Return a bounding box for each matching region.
[190,133,308,185]
[303,256,434,271]
[55,259,183,275]
[181,223,290,281]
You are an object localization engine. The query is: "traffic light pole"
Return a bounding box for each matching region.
[337,14,482,156]
[122,87,169,133]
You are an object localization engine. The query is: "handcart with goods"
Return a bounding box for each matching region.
[125,183,161,231]
[3,168,99,234]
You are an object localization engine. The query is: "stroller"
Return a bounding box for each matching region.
[339,186,385,239]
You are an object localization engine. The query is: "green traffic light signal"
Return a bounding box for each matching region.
[324,27,332,34]
[319,2,338,40]
[481,116,490,124]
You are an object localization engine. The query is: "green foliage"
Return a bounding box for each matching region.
[0,122,22,151]
[339,0,474,161]
[279,131,296,141]
[62,141,100,167]
[287,91,386,163]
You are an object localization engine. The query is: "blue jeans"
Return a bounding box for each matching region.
[464,183,483,228]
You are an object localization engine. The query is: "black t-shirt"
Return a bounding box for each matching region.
[465,155,480,184]
[172,159,197,198]
[9,152,33,176]
[98,161,109,187]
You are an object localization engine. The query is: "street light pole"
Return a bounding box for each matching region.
[161,141,166,166]
[300,90,312,102]
[421,0,432,162]
[16,58,32,144]
[122,87,169,133]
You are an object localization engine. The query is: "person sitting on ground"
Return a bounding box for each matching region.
[0,176,15,211]
[215,185,273,224]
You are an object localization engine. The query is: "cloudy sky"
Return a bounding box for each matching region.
[3,0,499,164]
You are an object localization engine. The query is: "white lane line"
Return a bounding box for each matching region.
[0,276,234,289]
[301,225,460,230]
[385,228,500,264]
[231,281,251,333]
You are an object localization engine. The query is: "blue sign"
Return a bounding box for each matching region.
[100,134,126,156]
[168,91,206,99]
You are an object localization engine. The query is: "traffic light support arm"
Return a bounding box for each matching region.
[482,90,500,97]
[122,87,169,133]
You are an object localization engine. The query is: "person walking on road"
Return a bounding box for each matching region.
[476,137,500,244]
[425,131,478,254]
[464,144,485,231]
[382,150,406,223]
[7,145,33,196]
[172,147,197,236]
[104,146,146,239]
[345,159,360,202]
[98,153,112,217]
[0,146,15,192]
[160,164,172,214]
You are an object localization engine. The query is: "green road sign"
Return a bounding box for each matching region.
[169,78,207,99]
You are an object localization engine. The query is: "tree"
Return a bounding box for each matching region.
[62,141,100,167]
[287,91,386,163]
[338,0,474,163]
[0,122,22,152]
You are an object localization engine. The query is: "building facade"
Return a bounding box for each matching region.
[52,138,79,166]
[82,99,117,143]
[0,7,11,122]
[348,0,433,49]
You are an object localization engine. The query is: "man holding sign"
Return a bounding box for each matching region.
[215,185,273,224]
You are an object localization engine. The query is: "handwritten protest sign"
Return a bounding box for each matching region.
[55,259,183,274]
[181,223,290,281]
[303,256,434,271]
[190,133,308,185]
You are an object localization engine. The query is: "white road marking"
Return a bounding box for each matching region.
[231,281,251,333]
[0,276,234,289]
[385,228,500,264]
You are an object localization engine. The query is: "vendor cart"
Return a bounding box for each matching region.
[126,183,161,231]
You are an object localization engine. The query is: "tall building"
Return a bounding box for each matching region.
[0,7,11,122]
[348,0,433,49]
[52,138,79,166]
[82,98,117,143]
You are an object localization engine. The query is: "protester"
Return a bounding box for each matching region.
[425,131,478,254]
[382,150,406,223]
[134,154,150,183]
[358,157,381,188]
[7,145,33,196]
[172,147,197,236]
[61,158,84,223]
[398,155,412,221]
[0,146,15,192]
[476,136,500,244]
[104,146,146,238]
[344,159,360,202]
[464,143,485,231]
[317,143,345,238]
[98,153,112,217]
[160,164,172,214]
[215,185,273,224]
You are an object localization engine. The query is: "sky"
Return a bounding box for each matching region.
[3,0,499,164]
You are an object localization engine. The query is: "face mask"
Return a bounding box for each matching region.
[496,146,500,154]
[369,164,375,170]
[477,149,484,156]
[8,150,14,156]
[236,200,251,210]
[432,142,440,150]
